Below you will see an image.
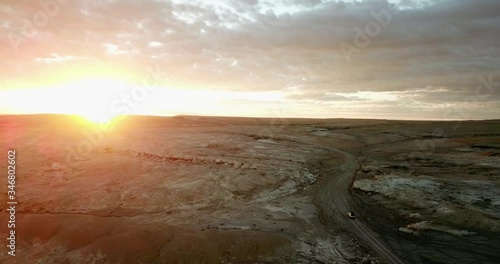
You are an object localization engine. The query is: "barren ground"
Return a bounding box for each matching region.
[0,115,499,264]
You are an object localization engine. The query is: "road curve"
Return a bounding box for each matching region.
[312,143,406,264]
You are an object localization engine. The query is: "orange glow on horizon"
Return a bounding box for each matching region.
[0,76,135,121]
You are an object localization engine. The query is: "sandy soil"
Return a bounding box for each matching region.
[0,115,498,264]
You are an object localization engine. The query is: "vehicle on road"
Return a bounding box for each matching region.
[347,212,356,219]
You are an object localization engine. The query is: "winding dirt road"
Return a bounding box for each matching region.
[312,142,406,264]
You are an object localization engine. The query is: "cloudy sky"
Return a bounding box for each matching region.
[0,0,499,120]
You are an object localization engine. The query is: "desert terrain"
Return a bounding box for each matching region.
[0,115,499,264]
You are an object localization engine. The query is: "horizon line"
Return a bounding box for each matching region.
[0,113,497,122]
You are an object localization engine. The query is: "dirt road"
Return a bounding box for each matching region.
[310,141,406,264]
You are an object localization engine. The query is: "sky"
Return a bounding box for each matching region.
[0,0,499,121]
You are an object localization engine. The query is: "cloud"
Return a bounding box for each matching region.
[0,0,499,119]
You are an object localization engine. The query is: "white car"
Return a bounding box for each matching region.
[347,212,356,219]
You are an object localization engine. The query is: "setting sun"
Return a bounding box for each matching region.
[65,78,129,123]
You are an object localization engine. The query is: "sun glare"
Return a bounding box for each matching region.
[77,109,120,124]
[0,75,289,119]
[60,77,130,124]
